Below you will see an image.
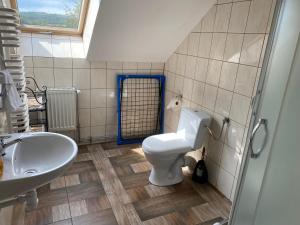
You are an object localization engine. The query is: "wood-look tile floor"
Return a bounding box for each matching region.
[0,142,231,225]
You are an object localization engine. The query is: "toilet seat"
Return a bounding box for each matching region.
[142,133,191,156]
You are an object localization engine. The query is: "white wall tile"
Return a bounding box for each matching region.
[210,33,226,60]
[201,5,216,32]
[72,58,90,69]
[91,126,106,140]
[91,89,106,108]
[34,68,54,88]
[176,54,187,76]
[54,58,72,68]
[52,38,71,58]
[215,89,233,117]
[33,57,53,68]
[187,33,200,56]
[73,69,91,90]
[91,69,106,89]
[214,3,232,32]
[206,60,222,86]
[230,94,251,125]
[240,34,265,67]
[182,78,193,100]
[245,0,273,33]
[198,33,212,58]
[174,75,184,94]
[195,58,208,82]
[19,36,33,56]
[79,109,91,127]
[228,1,250,33]
[32,37,53,57]
[225,121,245,153]
[220,144,239,176]
[219,62,238,91]
[224,34,243,63]
[191,81,205,105]
[91,108,106,126]
[78,90,91,109]
[202,84,218,110]
[106,89,117,108]
[184,56,197,79]
[217,168,234,199]
[235,65,257,97]
[54,68,73,88]
[106,69,122,89]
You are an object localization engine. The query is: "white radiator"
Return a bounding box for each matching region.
[46,88,78,131]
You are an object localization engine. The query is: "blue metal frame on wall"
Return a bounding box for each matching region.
[117,74,165,145]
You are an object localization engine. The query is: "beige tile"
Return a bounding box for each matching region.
[259,34,269,68]
[23,56,33,67]
[130,161,152,173]
[176,54,187,76]
[106,107,118,125]
[106,69,122,89]
[187,33,200,56]
[174,75,184,94]
[32,37,52,57]
[225,121,245,152]
[215,89,233,117]
[228,1,250,33]
[234,65,257,97]
[72,58,90,69]
[217,168,234,199]
[91,69,106,89]
[79,109,91,128]
[220,144,239,176]
[206,60,222,86]
[195,58,209,82]
[72,69,91,90]
[198,33,213,58]
[50,177,66,190]
[52,38,71,58]
[91,61,106,69]
[107,61,123,70]
[106,89,117,108]
[214,3,232,32]
[54,68,73,88]
[219,62,238,91]
[207,137,224,165]
[78,90,91,109]
[210,33,227,60]
[182,78,194,100]
[201,5,216,32]
[91,89,106,108]
[246,0,273,33]
[176,36,189,54]
[52,203,71,222]
[123,62,138,70]
[202,84,218,110]
[224,34,244,63]
[184,56,197,79]
[33,57,53,68]
[91,126,106,140]
[91,108,106,126]
[191,81,205,105]
[166,54,177,73]
[69,200,88,218]
[230,94,251,125]
[34,67,54,88]
[240,34,265,66]
[65,174,81,187]
[54,58,72,68]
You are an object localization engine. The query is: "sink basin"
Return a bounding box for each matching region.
[0,132,77,201]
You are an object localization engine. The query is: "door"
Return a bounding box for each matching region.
[230,0,300,224]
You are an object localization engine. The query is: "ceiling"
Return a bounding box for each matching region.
[85,0,214,62]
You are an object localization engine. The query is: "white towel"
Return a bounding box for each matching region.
[0,70,23,112]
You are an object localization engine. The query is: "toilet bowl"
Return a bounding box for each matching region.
[142,108,211,186]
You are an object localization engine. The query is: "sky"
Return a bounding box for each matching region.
[18,0,80,15]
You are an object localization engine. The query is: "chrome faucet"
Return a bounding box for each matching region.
[0,135,22,156]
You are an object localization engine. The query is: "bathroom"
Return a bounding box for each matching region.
[0,0,299,224]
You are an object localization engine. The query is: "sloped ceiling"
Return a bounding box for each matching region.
[86,0,214,62]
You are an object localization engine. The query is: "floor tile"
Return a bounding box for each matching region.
[69,200,88,217]
[25,206,52,225]
[72,209,118,225]
[50,177,66,190]
[130,161,152,173]
[67,182,105,202]
[65,174,81,187]
[48,219,72,225]
[85,195,111,213]
[52,203,71,222]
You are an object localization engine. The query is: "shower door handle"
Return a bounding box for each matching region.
[250,118,268,159]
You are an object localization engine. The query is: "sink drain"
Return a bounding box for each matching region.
[24,169,38,175]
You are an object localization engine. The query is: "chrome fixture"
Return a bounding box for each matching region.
[0,135,22,155]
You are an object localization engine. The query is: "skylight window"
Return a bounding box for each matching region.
[10,0,89,35]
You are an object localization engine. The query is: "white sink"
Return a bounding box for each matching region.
[0,132,77,201]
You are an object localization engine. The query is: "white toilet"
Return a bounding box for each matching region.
[142,108,211,186]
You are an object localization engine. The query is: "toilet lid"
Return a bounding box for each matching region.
[142,133,191,155]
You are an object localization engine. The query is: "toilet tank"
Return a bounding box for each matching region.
[176,108,211,150]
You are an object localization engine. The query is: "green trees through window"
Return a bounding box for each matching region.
[17,0,83,29]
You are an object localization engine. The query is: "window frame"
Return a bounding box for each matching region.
[10,0,89,35]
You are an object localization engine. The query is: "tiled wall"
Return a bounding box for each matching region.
[164,0,276,200]
[20,33,164,144]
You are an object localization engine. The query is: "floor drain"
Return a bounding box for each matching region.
[24,169,38,174]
